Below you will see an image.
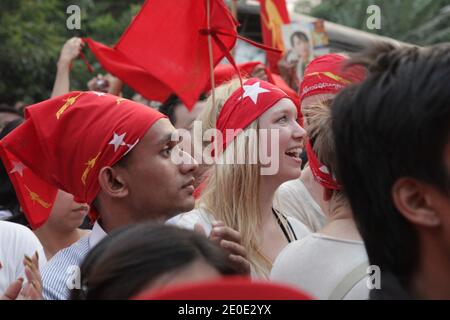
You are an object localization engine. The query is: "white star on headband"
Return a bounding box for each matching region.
[93,92,106,97]
[109,132,127,152]
[242,82,270,104]
[10,161,26,177]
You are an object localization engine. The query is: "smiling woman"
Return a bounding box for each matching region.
[170,78,310,279]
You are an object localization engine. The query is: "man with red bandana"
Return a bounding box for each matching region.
[0,92,249,300]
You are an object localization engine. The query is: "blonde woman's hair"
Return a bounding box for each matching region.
[198,78,273,278]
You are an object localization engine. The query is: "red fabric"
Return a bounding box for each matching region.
[306,140,340,191]
[207,62,299,106]
[215,78,293,155]
[85,0,238,110]
[207,62,274,89]
[133,276,313,300]
[0,92,165,229]
[299,53,366,106]
[259,0,290,73]
[300,54,366,191]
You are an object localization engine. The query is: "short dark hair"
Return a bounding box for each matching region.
[71,223,240,299]
[159,94,207,126]
[290,31,309,47]
[0,118,27,223]
[158,95,183,125]
[332,42,450,286]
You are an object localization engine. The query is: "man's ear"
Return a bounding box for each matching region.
[392,177,441,228]
[98,166,129,199]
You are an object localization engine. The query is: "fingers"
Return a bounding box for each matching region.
[23,252,42,294]
[0,278,23,300]
[210,225,241,244]
[229,255,251,276]
[220,239,247,258]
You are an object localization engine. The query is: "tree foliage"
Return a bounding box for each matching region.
[0,0,142,104]
[295,0,450,46]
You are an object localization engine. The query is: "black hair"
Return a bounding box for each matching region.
[290,31,309,47]
[159,94,207,126]
[71,223,240,300]
[332,42,450,287]
[0,118,28,225]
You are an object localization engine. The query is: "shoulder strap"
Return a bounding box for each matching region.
[328,262,369,300]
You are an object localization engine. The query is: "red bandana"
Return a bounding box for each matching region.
[299,53,366,105]
[0,92,165,228]
[300,54,366,190]
[214,78,294,154]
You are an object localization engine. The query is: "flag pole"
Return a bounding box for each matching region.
[206,0,216,110]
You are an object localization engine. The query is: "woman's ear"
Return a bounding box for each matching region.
[97,166,129,199]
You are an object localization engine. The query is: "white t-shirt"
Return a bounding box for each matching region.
[271,233,370,300]
[273,178,326,232]
[0,210,13,220]
[0,221,47,294]
[168,208,311,279]
[168,208,310,240]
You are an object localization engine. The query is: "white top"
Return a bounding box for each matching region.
[0,221,47,294]
[168,208,310,240]
[0,209,13,220]
[273,178,326,232]
[42,221,106,300]
[168,208,311,279]
[270,233,370,300]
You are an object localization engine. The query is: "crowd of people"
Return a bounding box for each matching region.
[0,34,449,301]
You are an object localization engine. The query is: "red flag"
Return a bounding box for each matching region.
[85,0,238,110]
[259,0,290,73]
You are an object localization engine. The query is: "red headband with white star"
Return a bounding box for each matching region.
[0,91,165,228]
[215,78,294,154]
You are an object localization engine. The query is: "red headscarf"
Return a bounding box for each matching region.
[299,53,366,106]
[300,54,366,190]
[214,78,294,155]
[0,92,165,228]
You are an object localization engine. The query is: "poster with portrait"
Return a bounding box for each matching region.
[280,19,330,88]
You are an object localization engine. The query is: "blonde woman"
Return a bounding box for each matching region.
[171,78,310,279]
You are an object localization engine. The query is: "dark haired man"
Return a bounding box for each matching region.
[1,92,249,300]
[332,43,450,299]
[159,94,206,130]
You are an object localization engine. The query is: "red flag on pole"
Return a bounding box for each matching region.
[259,0,290,73]
[85,0,238,110]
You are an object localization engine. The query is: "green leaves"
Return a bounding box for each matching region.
[295,0,450,46]
[0,0,143,105]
